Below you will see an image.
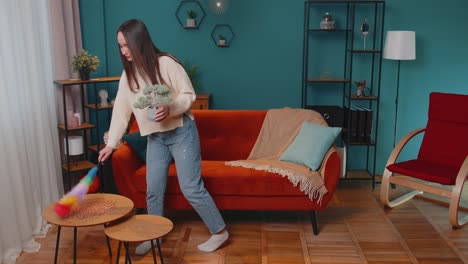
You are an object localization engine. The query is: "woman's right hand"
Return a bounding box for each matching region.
[98,146,114,163]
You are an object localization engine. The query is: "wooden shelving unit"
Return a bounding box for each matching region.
[55,76,120,191]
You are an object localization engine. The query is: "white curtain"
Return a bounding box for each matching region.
[50,0,83,122]
[0,1,62,263]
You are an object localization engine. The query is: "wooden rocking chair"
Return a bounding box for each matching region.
[380,92,468,228]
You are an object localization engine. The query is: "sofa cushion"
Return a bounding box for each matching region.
[194,110,266,161]
[123,132,147,162]
[132,160,307,197]
[418,93,468,169]
[280,121,341,171]
[126,110,267,161]
[387,159,459,185]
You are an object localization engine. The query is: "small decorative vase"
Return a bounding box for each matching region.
[186,18,196,27]
[79,69,90,80]
[357,85,364,97]
[320,12,335,30]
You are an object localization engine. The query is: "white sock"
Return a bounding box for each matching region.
[135,239,158,255]
[197,231,229,252]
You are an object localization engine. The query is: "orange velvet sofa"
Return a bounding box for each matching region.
[111,110,341,234]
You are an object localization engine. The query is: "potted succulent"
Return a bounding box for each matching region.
[183,60,200,90]
[133,84,173,121]
[71,50,100,80]
[186,10,197,28]
[218,35,227,46]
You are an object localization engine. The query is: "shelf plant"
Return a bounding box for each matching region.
[71,50,100,80]
[186,10,197,27]
[218,35,227,45]
[183,60,200,90]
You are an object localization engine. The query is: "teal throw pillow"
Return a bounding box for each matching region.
[123,132,147,162]
[280,122,341,171]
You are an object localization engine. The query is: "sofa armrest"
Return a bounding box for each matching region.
[111,142,145,196]
[319,147,341,207]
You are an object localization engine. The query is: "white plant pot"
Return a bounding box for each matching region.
[218,39,226,45]
[186,19,196,28]
[147,105,157,121]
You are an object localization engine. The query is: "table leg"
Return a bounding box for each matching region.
[106,235,112,257]
[73,227,77,264]
[150,240,157,264]
[156,239,164,264]
[124,242,132,264]
[54,226,61,264]
[116,241,121,264]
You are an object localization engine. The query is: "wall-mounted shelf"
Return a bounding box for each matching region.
[175,0,206,29]
[211,24,235,47]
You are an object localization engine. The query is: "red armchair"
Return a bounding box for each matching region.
[380,92,468,228]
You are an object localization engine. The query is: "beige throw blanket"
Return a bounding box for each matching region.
[226,108,331,204]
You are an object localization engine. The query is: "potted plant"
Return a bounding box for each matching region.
[71,50,100,80]
[183,60,200,90]
[186,10,197,28]
[218,35,227,46]
[133,84,173,121]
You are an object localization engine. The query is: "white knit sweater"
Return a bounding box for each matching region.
[106,56,196,149]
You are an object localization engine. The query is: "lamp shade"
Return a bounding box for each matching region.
[383,31,416,60]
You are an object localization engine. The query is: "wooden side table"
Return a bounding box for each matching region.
[42,193,134,264]
[192,93,211,110]
[104,215,173,264]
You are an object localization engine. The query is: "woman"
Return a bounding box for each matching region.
[98,19,228,254]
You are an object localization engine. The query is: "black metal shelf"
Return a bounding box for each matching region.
[302,0,386,188]
[175,0,206,29]
[345,94,378,100]
[55,76,120,191]
[308,29,351,32]
[211,24,235,47]
[342,137,376,146]
[306,78,350,83]
[348,49,381,53]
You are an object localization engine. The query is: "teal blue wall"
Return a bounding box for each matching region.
[79,0,468,173]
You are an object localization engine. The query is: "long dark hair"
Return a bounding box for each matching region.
[117,19,177,92]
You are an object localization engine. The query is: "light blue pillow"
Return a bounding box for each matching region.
[280,122,341,171]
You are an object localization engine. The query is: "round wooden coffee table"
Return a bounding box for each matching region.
[42,193,134,264]
[104,215,173,264]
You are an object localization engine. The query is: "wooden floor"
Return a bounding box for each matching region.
[16,180,468,264]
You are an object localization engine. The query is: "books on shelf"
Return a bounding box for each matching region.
[344,105,373,144]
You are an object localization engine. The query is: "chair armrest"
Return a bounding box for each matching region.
[320,147,340,179]
[385,128,425,167]
[449,156,468,226]
[454,156,468,187]
[319,147,341,207]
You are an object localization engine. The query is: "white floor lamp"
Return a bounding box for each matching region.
[383,31,416,147]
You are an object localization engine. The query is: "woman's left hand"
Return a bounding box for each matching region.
[154,105,170,122]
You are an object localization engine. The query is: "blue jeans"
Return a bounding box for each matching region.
[146,115,226,234]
